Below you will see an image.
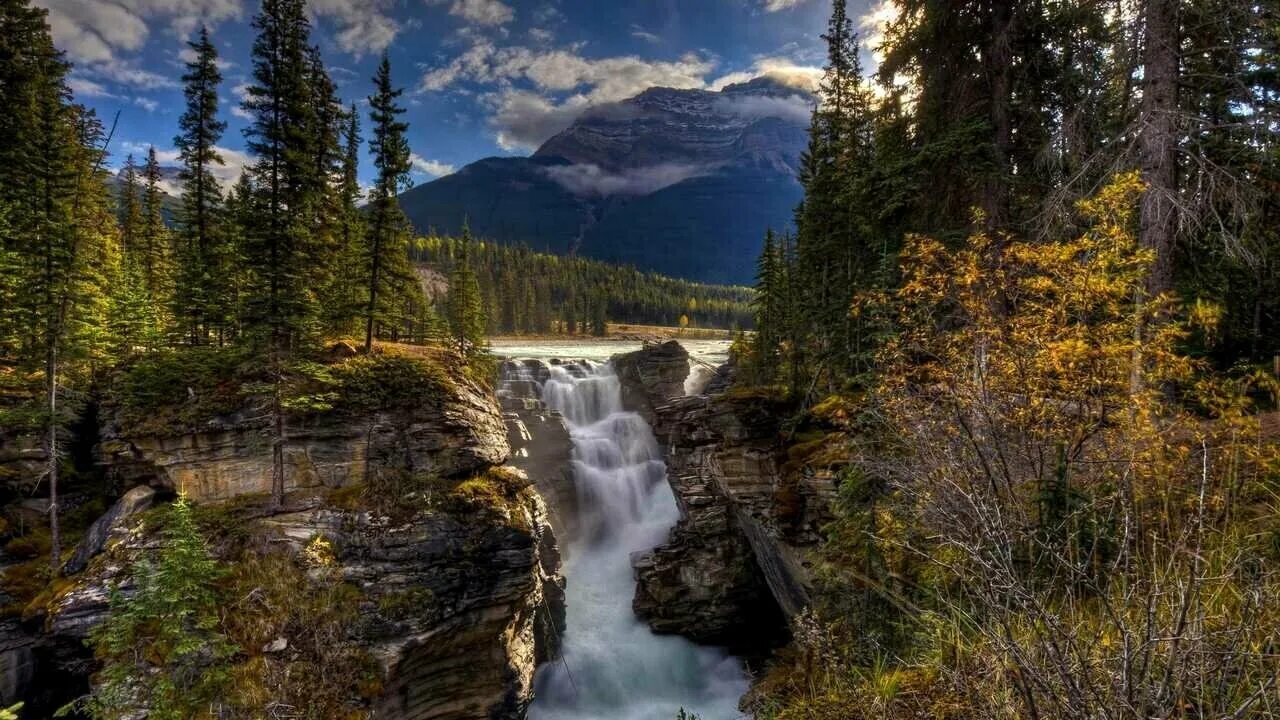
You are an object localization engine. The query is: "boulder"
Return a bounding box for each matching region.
[62,485,156,575]
[613,341,690,422]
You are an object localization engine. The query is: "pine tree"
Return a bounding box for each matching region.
[362,54,415,352]
[320,104,364,336]
[173,25,227,345]
[139,146,173,342]
[0,0,119,568]
[446,225,485,354]
[116,154,142,254]
[241,0,320,508]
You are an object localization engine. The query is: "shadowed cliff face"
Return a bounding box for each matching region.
[5,358,564,720]
[613,342,821,651]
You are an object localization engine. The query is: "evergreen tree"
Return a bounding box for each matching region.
[116,154,142,253]
[446,225,485,354]
[86,496,236,717]
[139,146,173,342]
[241,0,321,507]
[320,104,364,336]
[173,25,228,345]
[362,54,415,352]
[0,0,119,567]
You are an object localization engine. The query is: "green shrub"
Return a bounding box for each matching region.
[83,497,238,719]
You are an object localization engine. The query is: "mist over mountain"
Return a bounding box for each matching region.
[399,76,811,285]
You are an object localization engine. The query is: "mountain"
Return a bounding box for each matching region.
[399,76,810,285]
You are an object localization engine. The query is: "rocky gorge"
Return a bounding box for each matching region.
[0,339,829,718]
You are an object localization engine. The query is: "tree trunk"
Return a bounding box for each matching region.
[1139,0,1179,299]
[45,340,60,573]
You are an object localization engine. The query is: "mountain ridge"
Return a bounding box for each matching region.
[399,75,810,285]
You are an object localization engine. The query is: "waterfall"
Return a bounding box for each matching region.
[526,361,748,720]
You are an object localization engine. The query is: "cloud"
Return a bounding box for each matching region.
[121,140,253,193]
[491,89,590,151]
[36,0,243,64]
[36,0,241,101]
[68,77,116,98]
[449,0,514,26]
[230,82,253,120]
[310,0,400,57]
[410,153,456,178]
[714,93,813,124]
[762,0,808,11]
[542,162,712,197]
[858,0,899,68]
[709,57,823,92]
[426,0,514,26]
[630,25,661,44]
[419,39,716,150]
[178,45,234,70]
[134,96,159,112]
[91,61,179,90]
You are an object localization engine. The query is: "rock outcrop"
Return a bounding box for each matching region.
[96,372,507,503]
[613,340,691,424]
[617,343,834,649]
[46,477,566,720]
[498,360,577,541]
[23,356,565,719]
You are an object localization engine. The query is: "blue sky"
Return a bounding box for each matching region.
[35,0,884,190]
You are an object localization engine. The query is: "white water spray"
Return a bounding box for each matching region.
[527,361,748,720]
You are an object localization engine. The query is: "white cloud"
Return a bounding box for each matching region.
[491,89,590,151]
[430,0,515,26]
[542,162,711,197]
[230,82,253,120]
[630,25,661,44]
[858,0,899,68]
[310,0,400,57]
[762,0,808,11]
[36,0,241,100]
[121,141,253,193]
[714,93,813,124]
[177,45,234,70]
[709,57,823,92]
[68,77,116,98]
[420,39,716,149]
[36,0,243,64]
[410,153,456,178]
[134,96,159,112]
[92,61,179,90]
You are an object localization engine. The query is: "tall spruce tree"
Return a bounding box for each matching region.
[446,225,485,354]
[363,54,414,352]
[139,146,172,341]
[173,25,228,344]
[0,0,119,568]
[116,154,142,253]
[320,103,364,336]
[241,0,321,508]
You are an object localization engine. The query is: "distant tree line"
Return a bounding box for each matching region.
[412,232,754,335]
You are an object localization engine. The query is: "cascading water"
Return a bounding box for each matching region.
[526,361,748,720]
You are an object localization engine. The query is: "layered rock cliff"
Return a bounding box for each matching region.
[618,344,835,650]
[1,351,565,719]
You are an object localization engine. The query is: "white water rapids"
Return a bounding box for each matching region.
[524,361,748,720]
